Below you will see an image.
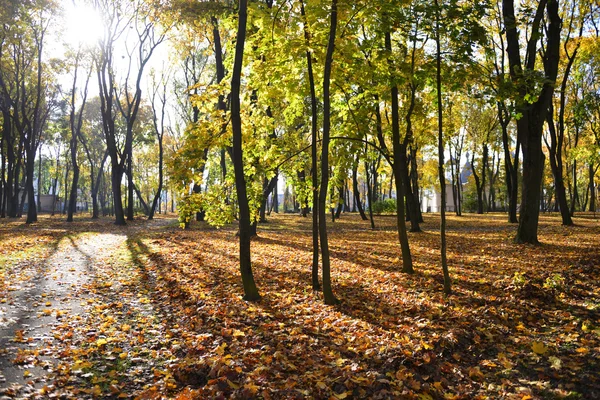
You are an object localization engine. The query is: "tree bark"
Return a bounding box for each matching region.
[385,29,413,274]
[352,162,367,220]
[318,0,340,305]
[231,0,260,302]
[434,0,451,294]
[504,0,562,244]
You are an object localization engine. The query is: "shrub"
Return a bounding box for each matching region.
[371,199,397,214]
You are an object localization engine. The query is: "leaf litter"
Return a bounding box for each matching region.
[0,213,598,399]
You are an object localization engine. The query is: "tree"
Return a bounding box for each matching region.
[67,49,92,222]
[385,23,414,273]
[544,0,585,224]
[94,0,130,225]
[148,72,168,220]
[503,0,562,244]
[318,0,340,305]
[231,0,260,302]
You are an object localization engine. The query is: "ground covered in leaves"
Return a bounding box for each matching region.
[0,212,598,399]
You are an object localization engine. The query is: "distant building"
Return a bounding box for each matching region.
[421,183,455,212]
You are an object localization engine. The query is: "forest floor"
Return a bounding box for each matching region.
[0,212,598,399]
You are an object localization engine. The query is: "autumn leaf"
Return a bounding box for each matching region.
[531,341,548,355]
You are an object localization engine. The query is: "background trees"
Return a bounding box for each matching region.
[1,0,599,300]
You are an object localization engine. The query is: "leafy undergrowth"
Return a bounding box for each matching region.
[1,213,599,399]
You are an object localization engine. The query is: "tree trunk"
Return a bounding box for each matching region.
[385,30,413,274]
[545,109,573,225]
[434,0,451,294]
[589,164,596,212]
[471,153,485,214]
[504,0,562,244]
[231,0,260,302]
[67,140,79,222]
[318,0,340,305]
[352,162,367,220]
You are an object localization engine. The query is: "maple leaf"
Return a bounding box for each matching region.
[531,341,548,355]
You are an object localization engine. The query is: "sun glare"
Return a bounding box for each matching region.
[64,2,105,48]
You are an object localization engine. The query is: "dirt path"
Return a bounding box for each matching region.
[0,232,127,398]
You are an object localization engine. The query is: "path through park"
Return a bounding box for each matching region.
[0,231,127,397]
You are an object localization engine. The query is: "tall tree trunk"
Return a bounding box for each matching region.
[301,0,321,291]
[504,0,562,243]
[231,0,260,302]
[434,0,451,294]
[319,0,340,305]
[385,29,413,273]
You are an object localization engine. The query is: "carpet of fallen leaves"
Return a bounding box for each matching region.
[1,212,599,399]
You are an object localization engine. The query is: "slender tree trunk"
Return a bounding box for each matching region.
[25,153,37,223]
[434,0,451,294]
[352,162,367,220]
[570,158,580,216]
[545,110,573,225]
[410,145,424,222]
[67,141,79,222]
[231,0,260,301]
[499,105,518,222]
[318,0,340,305]
[301,0,321,291]
[471,153,485,214]
[37,149,42,211]
[589,164,596,212]
[365,160,375,229]
[449,143,458,215]
[385,29,413,273]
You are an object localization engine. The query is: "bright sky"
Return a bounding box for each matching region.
[63,1,105,48]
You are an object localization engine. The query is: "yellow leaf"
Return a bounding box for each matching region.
[96,338,108,347]
[317,381,326,390]
[23,370,31,378]
[531,341,548,355]
[581,321,591,332]
[576,347,589,354]
[334,392,349,399]
[215,342,227,356]
[119,352,128,359]
[227,379,240,389]
[92,385,102,396]
[233,329,245,337]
